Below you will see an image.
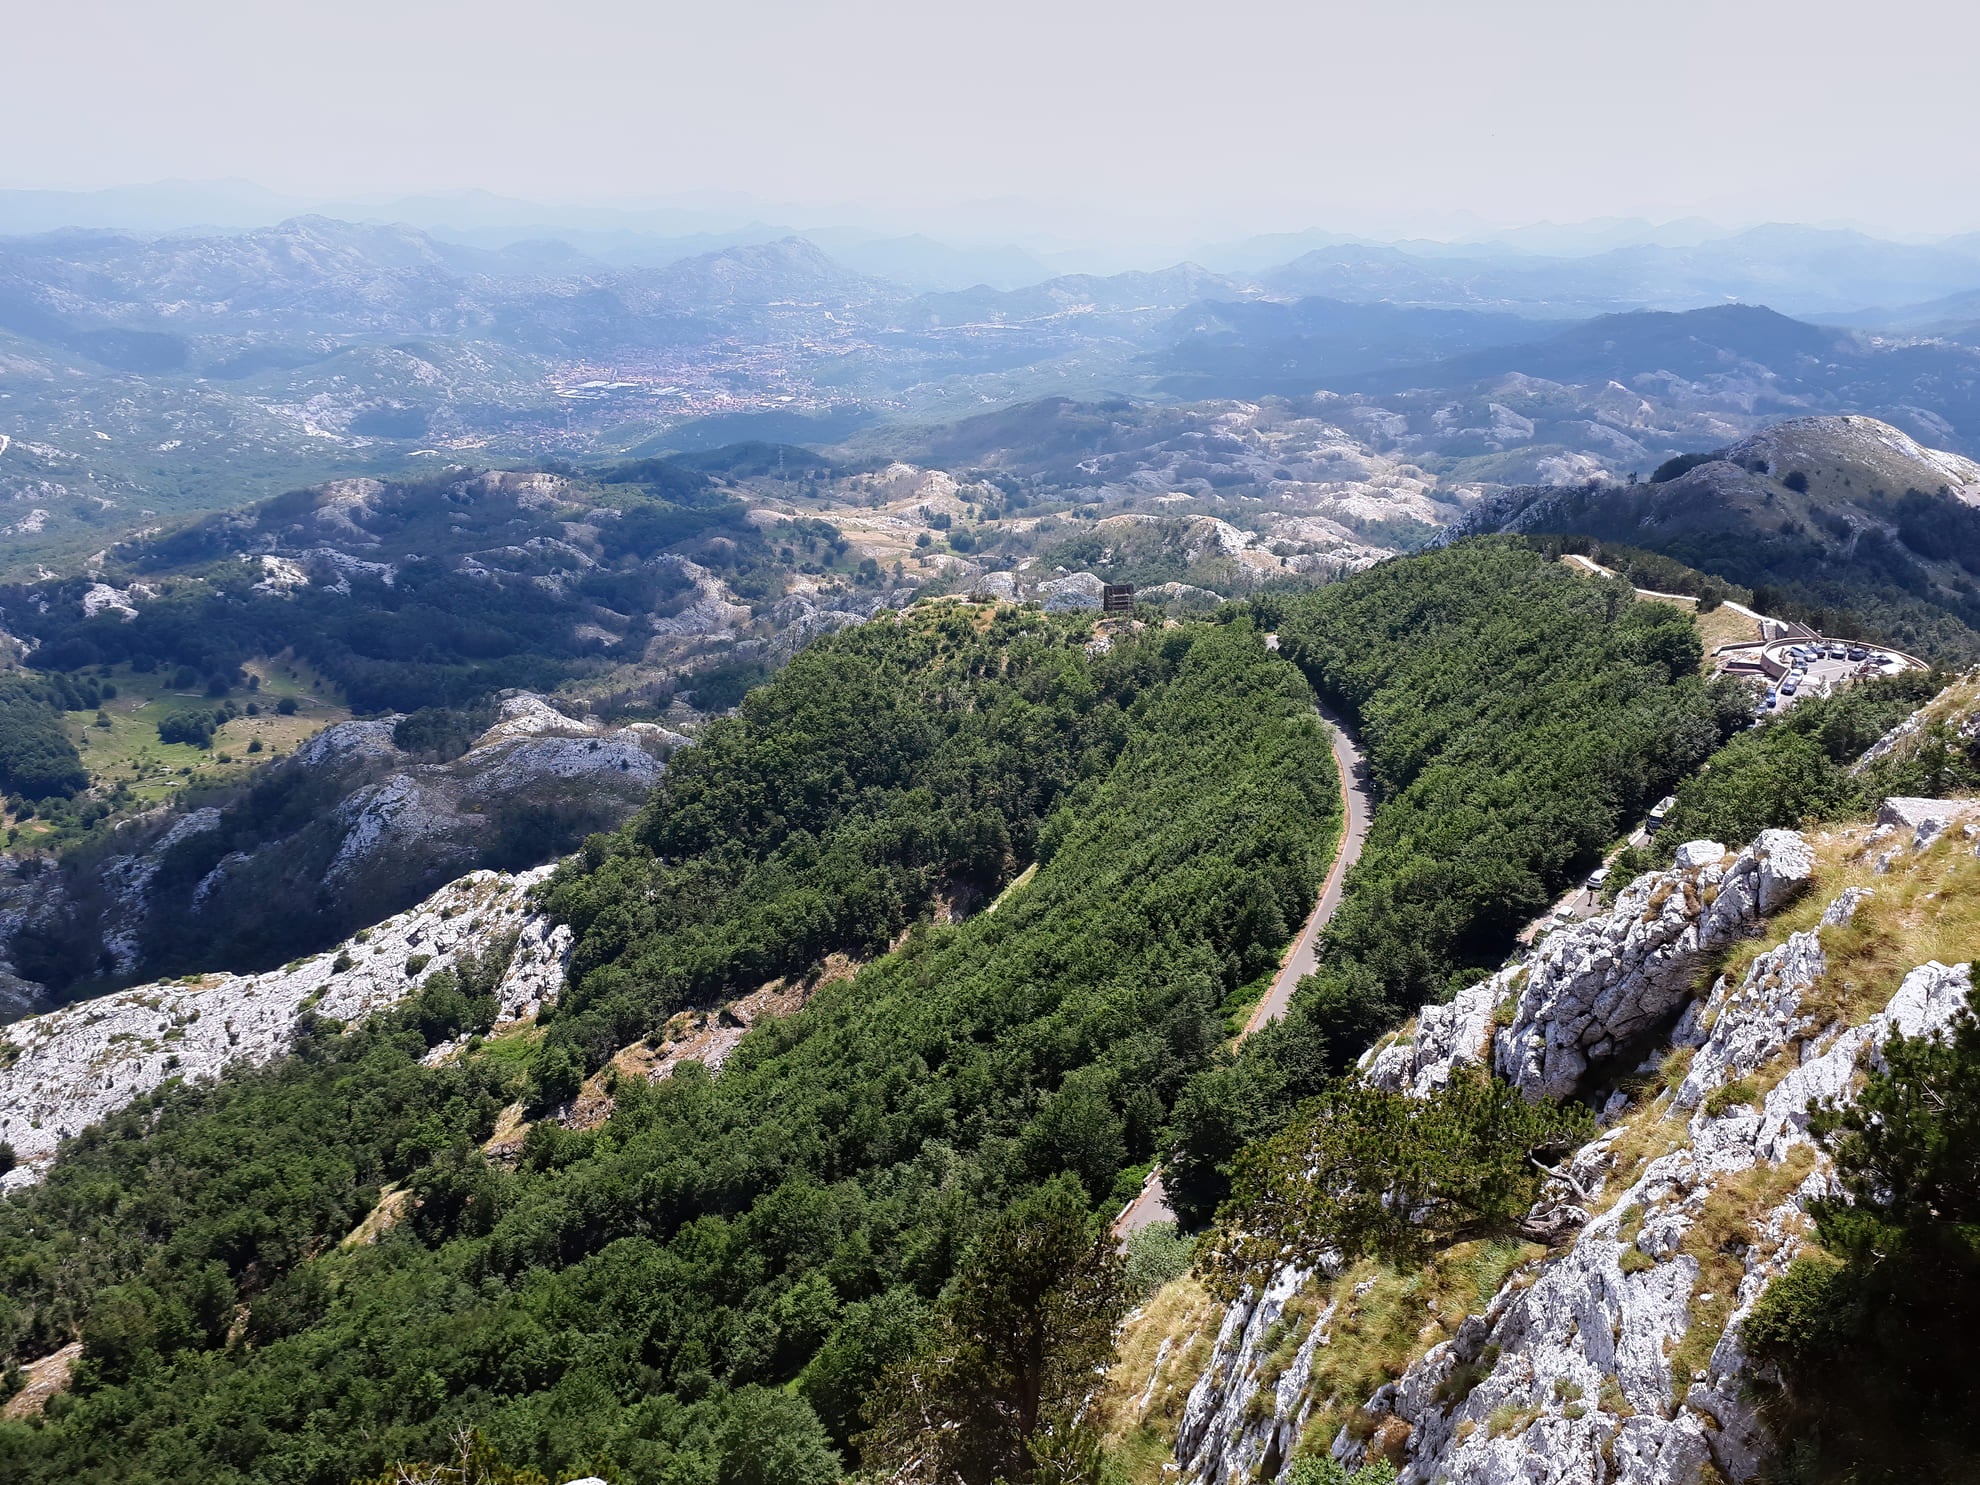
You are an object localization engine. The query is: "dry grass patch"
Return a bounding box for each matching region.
[1670,1144,1818,1388]
[1594,1107,1691,1216]
[1695,604,1765,654]
[1090,1275,1221,1483]
[340,1183,412,1248]
[1802,826,1980,1029]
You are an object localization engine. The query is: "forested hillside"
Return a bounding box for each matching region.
[3,463,760,716]
[0,608,1340,1483]
[1452,416,1980,664]
[1164,540,1745,1220]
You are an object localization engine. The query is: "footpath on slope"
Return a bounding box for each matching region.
[1113,685,1372,1239]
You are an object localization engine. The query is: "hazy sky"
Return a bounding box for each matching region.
[9,0,1980,243]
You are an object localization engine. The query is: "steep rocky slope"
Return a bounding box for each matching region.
[1139,788,1976,1485]
[0,692,672,1012]
[0,862,567,1190]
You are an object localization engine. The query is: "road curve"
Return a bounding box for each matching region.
[1241,698,1371,1037]
[1113,692,1371,1239]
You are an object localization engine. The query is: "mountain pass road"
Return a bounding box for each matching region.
[1113,686,1371,1240]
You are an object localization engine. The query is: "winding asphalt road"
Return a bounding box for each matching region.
[1113,686,1372,1239]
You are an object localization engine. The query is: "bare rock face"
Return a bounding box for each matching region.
[1364,831,1815,1105]
[1040,571,1107,611]
[1875,796,1980,851]
[0,865,566,1191]
[1175,1265,1333,1483]
[1365,982,1501,1098]
[0,693,673,1013]
[1495,831,1814,1101]
[1345,951,1973,1485]
[762,587,915,663]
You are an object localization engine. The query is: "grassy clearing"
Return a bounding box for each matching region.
[61,656,349,807]
[473,1023,544,1076]
[1695,603,1764,655]
[1219,963,1277,1038]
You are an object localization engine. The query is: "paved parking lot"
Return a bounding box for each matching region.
[1757,639,1913,717]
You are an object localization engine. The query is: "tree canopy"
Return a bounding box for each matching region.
[1164,539,1738,1223]
[0,609,1340,1484]
[1744,1001,1980,1482]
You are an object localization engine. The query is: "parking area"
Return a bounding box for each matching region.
[1755,638,1916,717]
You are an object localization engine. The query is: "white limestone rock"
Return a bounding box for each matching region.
[966,570,1020,603]
[1877,795,1980,851]
[0,865,565,1192]
[1039,571,1106,611]
[1672,929,1828,1113]
[1672,840,1724,870]
[1364,983,1502,1097]
[1496,832,1813,1101]
[1176,1265,1331,1484]
[1343,957,1973,1485]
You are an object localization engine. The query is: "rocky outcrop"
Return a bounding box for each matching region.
[0,865,566,1190]
[1175,1265,1332,1482]
[1181,805,1973,1485]
[1495,831,1814,1100]
[1849,673,1980,773]
[0,693,672,1013]
[1343,949,1972,1485]
[647,555,753,637]
[761,586,916,662]
[1365,831,1815,1104]
[1040,571,1107,611]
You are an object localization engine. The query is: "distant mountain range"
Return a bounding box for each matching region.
[4,212,1980,570]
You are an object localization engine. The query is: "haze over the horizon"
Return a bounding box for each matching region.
[7,0,1980,251]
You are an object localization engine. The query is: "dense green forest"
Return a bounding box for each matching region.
[0,458,853,723]
[1604,669,1956,883]
[0,675,98,802]
[1162,539,1746,1222]
[0,608,1340,1483]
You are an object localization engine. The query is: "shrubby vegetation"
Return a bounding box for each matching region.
[1164,539,1741,1222]
[1744,1002,1980,1481]
[1604,669,1952,884]
[0,610,1340,1483]
[1201,1070,1591,1293]
[392,702,499,763]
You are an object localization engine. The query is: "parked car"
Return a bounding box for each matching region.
[1782,678,1799,695]
[1847,646,1867,661]
[1585,866,1610,890]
